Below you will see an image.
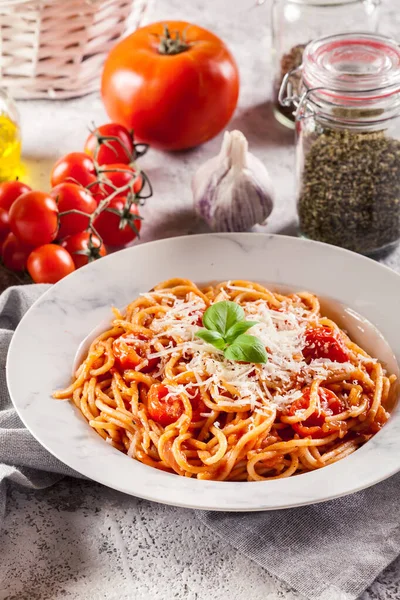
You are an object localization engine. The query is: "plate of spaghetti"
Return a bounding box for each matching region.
[6,233,400,510]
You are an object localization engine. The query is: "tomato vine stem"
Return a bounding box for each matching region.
[58,126,151,257]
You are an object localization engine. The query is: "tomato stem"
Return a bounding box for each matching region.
[59,208,89,218]
[137,170,153,201]
[157,24,190,55]
[134,143,149,159]
[88,124,148,163]
[98,166,137,174]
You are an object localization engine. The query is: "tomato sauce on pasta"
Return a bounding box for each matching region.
[54,278,396,481]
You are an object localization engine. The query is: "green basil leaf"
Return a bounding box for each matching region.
[202,301,245,336]
[225,321,259,344]
[224,334,268,364]
[195,329,226,350]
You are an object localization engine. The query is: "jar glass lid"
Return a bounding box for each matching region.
[303,33,400,102]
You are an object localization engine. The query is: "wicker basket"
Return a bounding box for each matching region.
[0,0,150,99]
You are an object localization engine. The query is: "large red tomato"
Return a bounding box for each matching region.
[101,21,239,151]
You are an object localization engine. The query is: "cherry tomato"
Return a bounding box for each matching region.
[84,123,134,166]
[27,244,75,284]
[303,326,349,363]
[289,387,344,439]
[51,183,97,239]
[50,152,97,188]
[0,208,10,244]
[101,21,239,151]
[112,333,158,372]
[147,383,184,427]
[0,181,31,211]
[9,191,59,246]
[1,233,33,271]
[61,232,106,269]
[93,164,143,201]
[94,197,141,247]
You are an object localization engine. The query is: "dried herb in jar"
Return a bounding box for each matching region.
[298,128,400,255]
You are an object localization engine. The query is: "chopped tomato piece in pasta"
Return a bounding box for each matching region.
[289,387,344,439]
[147,383,184,426]
[147,384,206,427]
[303,326,349,363]
[112,333,158,373]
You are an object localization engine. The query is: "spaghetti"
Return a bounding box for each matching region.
[54,278,396,481]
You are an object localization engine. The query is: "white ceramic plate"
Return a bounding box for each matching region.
[6,233,400,511]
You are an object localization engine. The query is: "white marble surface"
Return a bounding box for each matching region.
[2,0,400,598]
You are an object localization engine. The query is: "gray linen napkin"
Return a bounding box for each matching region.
[197,483,400,600]
[0,285,79,523]
[2,284,400,600]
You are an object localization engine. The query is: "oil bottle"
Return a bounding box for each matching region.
[0,89,21,181]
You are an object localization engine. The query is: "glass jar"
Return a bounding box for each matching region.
[0,89,21,181]
[280,32,400,256]
[271,0,381,128]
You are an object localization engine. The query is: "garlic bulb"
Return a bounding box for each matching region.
[192,130,274,232]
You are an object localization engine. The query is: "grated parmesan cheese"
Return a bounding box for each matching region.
[140,294,359,412]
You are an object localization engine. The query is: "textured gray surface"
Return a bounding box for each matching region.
[2,482,293,600]
[2,0,400,599]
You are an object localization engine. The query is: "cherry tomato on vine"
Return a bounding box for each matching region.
[0,181,31,212]
[50,152,97,188]
[93,163,143,201]
[9,191,59,246]
[289,387,344,439]
[0,208,10,244]
[303,326,349,363]
[61,231,106,269]
[1,233,34,271]
[50,183,97,239]
[84,123,134,166]
[93,197,141,247]
[27,244,75,284]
